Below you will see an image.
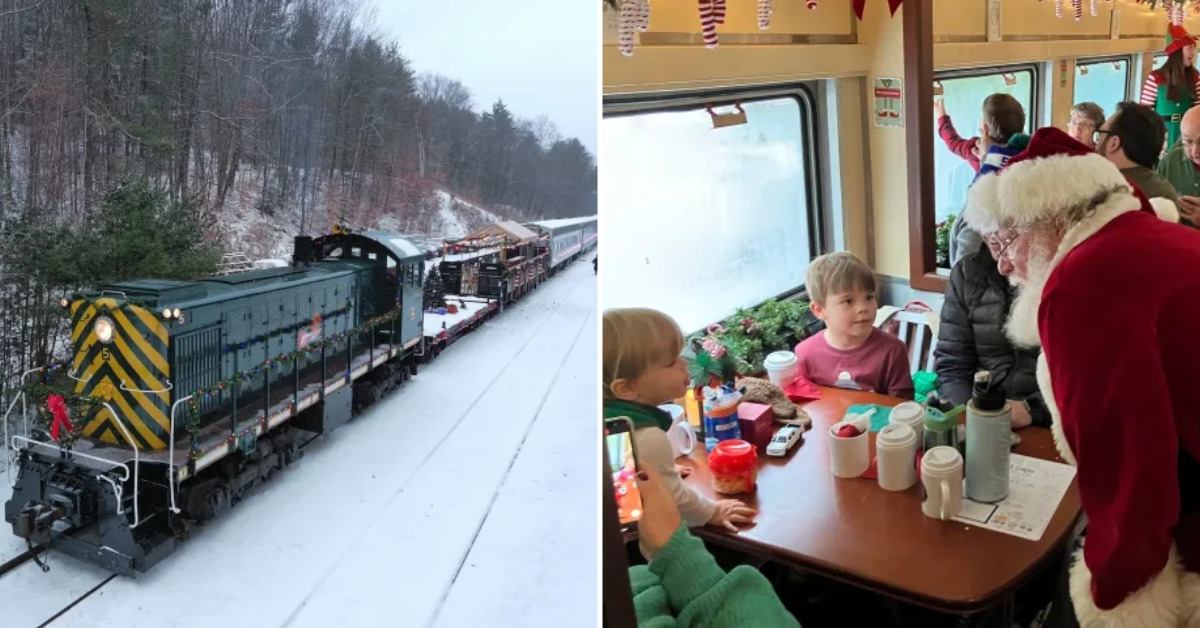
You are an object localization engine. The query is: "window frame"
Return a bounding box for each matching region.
[601,84,826,333]
[907,0,1039,290]
[1073,54,1134,114]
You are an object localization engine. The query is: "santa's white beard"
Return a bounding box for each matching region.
[1005,243,1056,349]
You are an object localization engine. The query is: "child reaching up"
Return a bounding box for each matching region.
[794,253,914,399]
[603,308,756,533]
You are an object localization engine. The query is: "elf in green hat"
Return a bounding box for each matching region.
[1139,23,1199,152]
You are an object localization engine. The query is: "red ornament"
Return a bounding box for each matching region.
[47,394,74,441]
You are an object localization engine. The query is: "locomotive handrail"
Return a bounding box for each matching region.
[166,395,193,514]
[120,379,173,395]
[66,368,92,384]
[96,401,144,529]
[9,436,130,482]
[4,366,47,482]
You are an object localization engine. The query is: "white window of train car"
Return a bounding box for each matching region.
[933,67,1036,269]
[1074,57,1131,127]
[603,94,815,333]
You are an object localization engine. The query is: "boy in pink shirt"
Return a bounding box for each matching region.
[793,252,914,398]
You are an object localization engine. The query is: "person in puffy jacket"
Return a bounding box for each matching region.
[932,239,1050,428]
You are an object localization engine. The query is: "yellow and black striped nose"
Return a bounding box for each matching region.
[69,298,171,450]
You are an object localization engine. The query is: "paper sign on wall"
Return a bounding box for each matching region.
[986,0,1002,42]
[873,77,903,128]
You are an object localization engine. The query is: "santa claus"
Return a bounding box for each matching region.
[962,126,1200,626]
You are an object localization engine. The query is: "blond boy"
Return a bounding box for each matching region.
[603,308,755,532]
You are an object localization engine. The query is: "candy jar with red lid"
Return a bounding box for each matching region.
[709,439,758,495]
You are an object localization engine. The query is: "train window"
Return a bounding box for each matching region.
[368,252,378,260]
[352,247,362,258]
[1074,57,1131,124]
[933,66,1036,269]
[602,90,818,333]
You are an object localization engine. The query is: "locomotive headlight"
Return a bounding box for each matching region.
[162,307,173,319]
[172,308,182,320]
[94,316,115,344]
[59,298,69,308]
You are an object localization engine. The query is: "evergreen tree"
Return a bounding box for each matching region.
[423,266,446,310]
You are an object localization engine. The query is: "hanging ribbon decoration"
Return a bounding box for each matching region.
[47,394,74,442]
[853,0,903,20]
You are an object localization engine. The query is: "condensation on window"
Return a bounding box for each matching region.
[601,97,812,333]
[933,70,1034,266]
[1074,59,1129,128]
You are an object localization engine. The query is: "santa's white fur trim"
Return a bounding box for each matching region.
[965,152,1131,230]
[1181,570,1200,626]
[1150,197,1181,223]
[1070,542,1184,627]
[1036,353,1076,467]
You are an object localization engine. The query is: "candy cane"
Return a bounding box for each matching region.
[637,0,650,32]
[1175,1,1185,26]
[699,0,719,48]
[619,0,637,56]
[712,0,726,25]
[1073,0,1082,21]
[758,0,774,30]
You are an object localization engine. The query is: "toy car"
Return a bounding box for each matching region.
[766,425,803,457]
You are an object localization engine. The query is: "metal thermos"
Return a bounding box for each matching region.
[965,371,1010,503]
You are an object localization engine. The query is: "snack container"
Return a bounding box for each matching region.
[709,439,758,495]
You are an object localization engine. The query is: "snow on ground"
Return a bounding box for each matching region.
[0,260,597,628]
[429,190,503,240]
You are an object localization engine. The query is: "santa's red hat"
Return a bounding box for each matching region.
[961,126,1166,233]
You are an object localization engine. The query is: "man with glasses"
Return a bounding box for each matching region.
[1094,101,1181,216]
[962,126,1199,626]
[1155,104,1200,226]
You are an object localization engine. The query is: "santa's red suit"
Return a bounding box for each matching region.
[963,127,1200,626]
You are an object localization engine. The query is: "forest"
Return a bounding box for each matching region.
[0,0,596,406]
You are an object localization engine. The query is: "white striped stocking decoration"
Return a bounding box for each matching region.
[758,0,774,30]
[619,0,637,56]
[712,0,727,25]
[636,0,650,32]
[699,0,719,48]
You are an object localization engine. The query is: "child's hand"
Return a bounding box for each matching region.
[933,98,946,120]
[708,499,757,533]
[675,463,692,478]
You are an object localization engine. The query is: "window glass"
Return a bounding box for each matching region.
[933,69,1035,268]
[602,95,814,333]
[1074,58,1129,124]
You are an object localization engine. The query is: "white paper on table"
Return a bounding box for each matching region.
[951,454,1077,541]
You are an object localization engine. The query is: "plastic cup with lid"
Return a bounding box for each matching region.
[763,351,799,389]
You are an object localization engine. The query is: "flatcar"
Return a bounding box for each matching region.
[438,220,548,305]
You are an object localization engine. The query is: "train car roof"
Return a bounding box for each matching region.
[526,216,597,232]
[359,230,435,261]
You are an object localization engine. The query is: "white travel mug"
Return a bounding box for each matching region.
[876,423,917,491]
[829,421,869,478]
[659,404,696,457]
[921,446,964,520]
[763,351,799,389]
[890,401,926,449]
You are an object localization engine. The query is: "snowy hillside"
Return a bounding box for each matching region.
[219,176,512,261]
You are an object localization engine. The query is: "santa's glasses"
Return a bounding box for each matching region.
[986,232,1024,262]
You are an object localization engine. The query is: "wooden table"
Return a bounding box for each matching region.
[682,387,1081,616]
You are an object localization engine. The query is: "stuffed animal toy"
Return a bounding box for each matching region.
[735,376,811,428]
